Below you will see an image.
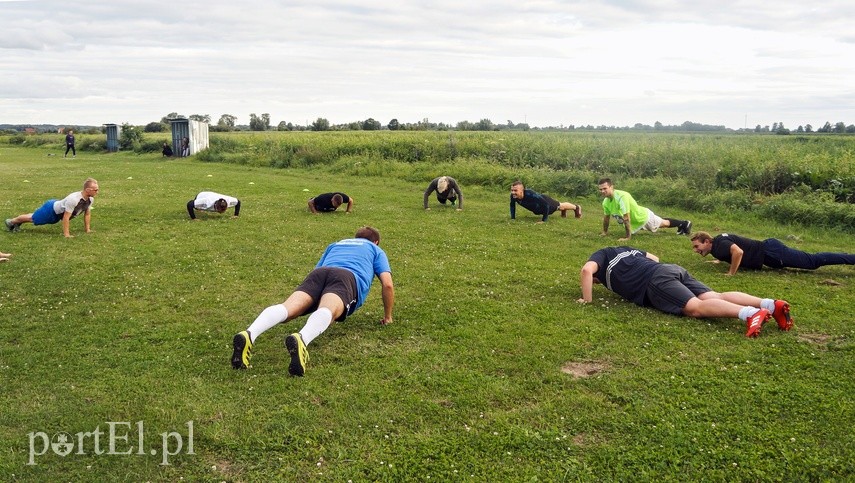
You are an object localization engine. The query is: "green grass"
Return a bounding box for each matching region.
[1,145,853,481]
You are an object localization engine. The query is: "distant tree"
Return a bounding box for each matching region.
[834,122,846,133]
[754,124,763,133]
[277,121,295,131]
[119,123,143,150]
[311,117,330,131]
[819,121,832,133]
[847,124,855,133]
[189,114,211,123]
[144,121,167,133]
[249,113,270,131]
[218,114,237,129]
[388,118,400,131]
[805,124,813,133]
[160,112,182,124]
[475,118,494,131]
[456,120,474,131]
[362,118,381,131]
[654,121,663,131]
[797,126,804,133]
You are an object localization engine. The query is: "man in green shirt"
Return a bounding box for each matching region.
[599,178,691,241]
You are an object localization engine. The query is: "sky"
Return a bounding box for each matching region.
[2,1,854,130]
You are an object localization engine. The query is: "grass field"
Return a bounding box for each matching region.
[1,144,853,481]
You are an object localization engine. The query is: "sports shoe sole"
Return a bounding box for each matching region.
[773,301,793,331]
[285,333,309,377]
[231,331,252,369]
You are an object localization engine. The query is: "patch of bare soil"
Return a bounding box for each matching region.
[561,360,610,378]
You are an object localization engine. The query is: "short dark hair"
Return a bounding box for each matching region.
[214,199,228,213]
[355,226,381,243]
[511,180,524,188]
[597,178,613,186]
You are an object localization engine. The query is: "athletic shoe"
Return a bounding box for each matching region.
[231,330,253,369]
[772,300,793,331]
[574,205,583,219]
[745,309,770,338]
[285,333,309,377]
[681,221,692,236]
[5,219,15,232]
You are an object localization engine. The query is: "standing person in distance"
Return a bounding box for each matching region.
[64,130,76,158]
[424,176,463,211]
[598,178,691,241]
[231,226,394,376]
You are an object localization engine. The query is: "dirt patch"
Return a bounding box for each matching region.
[561,361,610,378]
[797,332,835,345]
[572,432,605,446]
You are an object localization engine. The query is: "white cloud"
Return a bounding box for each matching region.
[0,0,853,128]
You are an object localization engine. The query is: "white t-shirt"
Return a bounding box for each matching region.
[52,191,92,219]
[194,191,239,211]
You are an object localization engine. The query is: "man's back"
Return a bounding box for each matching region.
[317,238,391,308]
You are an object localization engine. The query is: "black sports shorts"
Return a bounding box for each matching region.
[295,267,358,321]
[645,264,711,315]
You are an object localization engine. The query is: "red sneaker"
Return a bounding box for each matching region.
[745,309,770,338]
[772,300,793,331]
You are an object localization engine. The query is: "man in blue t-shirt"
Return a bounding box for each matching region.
[578,246,794,337]
[231,226,394,376]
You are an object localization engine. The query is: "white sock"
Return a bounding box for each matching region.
[299,308,332,346]
[247,305,288,343]
[738,306,760,322]
[760,299,775,312]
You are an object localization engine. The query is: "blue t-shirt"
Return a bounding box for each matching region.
[587,246,656,306]
[316,238,391,309]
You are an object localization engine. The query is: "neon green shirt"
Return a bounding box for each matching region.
[602,189,648,233]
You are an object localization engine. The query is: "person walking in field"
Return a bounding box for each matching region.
[187,191,241,219]
[577,246,793,337]
[5,178,99,238]
[308,192,354,214]
[690,231,855,275]
[231,226,394,376]
[598,178,691,241]
[510,181,582,223]
[64,130,76,158]
[424,176,463,210]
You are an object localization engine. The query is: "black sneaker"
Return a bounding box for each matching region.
[231,331,253,369]
[682,221,692,236]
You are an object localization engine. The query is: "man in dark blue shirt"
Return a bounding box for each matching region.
[578,246,794,337]
[510,181,582,223]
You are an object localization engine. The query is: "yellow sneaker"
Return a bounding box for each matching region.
[285,333,309,376]
[231,331,253,369]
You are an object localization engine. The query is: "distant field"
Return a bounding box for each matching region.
[0,143,853,480]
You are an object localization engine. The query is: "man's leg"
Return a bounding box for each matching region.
[557,201,580,218]
[766,238,855,269]
[286,293,345,376]
[692,292,771,337]
[232,291,314,369]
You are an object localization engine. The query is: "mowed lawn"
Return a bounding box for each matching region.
[1,146,853,481]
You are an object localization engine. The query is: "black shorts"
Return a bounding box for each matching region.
[644,264,711,315]
[295,267,359,321]
[541,195,560,215]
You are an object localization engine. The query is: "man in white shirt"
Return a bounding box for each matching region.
[5,178,99,238]
[187,191,241,220]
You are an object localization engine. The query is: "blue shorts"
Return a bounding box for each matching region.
[32,199,62,226]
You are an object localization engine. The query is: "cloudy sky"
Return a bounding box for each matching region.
[2,1,854,129]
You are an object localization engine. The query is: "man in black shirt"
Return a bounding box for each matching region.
[690,231,855,276]
[578,246,794,336]
[308,192,353,214]
[510,181,581,223]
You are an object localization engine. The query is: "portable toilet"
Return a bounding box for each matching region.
[169,118,209,157]
[104,124,121,152]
